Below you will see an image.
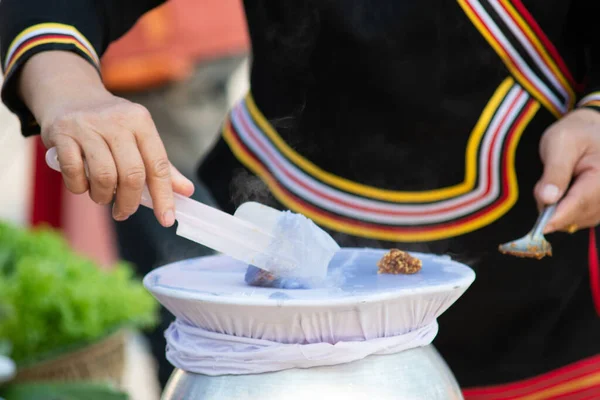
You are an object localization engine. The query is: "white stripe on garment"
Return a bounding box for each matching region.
[234,87,520,223]
[468,0,565,114]
[4,25,99,70]
[488,0,570,105]
[232,84,528,225]
[577,92,600,106]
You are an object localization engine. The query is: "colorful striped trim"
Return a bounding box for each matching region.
[3,23,100,78]
[577,92,600,110]
[458,0,579,118]
[223,77,539,242]
[241,77,520,204]
[463,355,600,399]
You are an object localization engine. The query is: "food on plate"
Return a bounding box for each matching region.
[244,265,309,289]
[377,249,422,274]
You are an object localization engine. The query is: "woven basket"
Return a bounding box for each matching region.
[12,329,127,385]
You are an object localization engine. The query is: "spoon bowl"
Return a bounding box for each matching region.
[498,204,556,259]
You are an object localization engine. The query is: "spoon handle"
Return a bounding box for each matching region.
[531,204,557,238]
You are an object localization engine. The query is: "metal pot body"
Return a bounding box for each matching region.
[161,345,463,400]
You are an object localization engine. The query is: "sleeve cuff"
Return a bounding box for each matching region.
[576,91,600,113]
[1,23,101,137]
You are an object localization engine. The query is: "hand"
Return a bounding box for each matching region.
[534,108,600,233]
[19,51,194,227]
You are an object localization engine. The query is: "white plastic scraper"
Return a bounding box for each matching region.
[45,148,339,279]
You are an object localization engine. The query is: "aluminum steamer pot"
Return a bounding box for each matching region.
[161,345,464,400]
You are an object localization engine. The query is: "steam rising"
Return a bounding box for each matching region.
[230,170,279,209]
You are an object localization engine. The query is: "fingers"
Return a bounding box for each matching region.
[54,136,88,194]
[79,135,118,205]
[42,97,187,227]
[534,109,600,233]
[106,132,146,221]
[534,127,579,208]
[130,105,176,227]
[170,164,195,197]
[544,170,600,233]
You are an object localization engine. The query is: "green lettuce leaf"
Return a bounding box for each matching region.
[0,222,158,363]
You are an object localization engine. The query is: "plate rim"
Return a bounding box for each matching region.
[143,249,476,308]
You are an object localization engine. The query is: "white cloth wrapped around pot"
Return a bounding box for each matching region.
[165,318,438,375]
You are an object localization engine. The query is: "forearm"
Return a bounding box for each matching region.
[19,52,110,129]
[0,0,166,136]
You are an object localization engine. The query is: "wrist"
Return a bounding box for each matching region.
[18,51,110,126]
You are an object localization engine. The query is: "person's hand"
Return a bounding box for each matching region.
[534,108,600,234]
[19,51,194,227]
[43,94,195,227]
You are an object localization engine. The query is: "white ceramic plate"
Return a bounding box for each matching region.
[144,249,475,343]
[145,248,474,306]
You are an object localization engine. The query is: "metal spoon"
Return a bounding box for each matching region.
[498,204,557,259]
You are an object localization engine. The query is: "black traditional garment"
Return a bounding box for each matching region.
[2,0,600,397]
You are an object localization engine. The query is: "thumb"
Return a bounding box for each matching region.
[534,129,578,206]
